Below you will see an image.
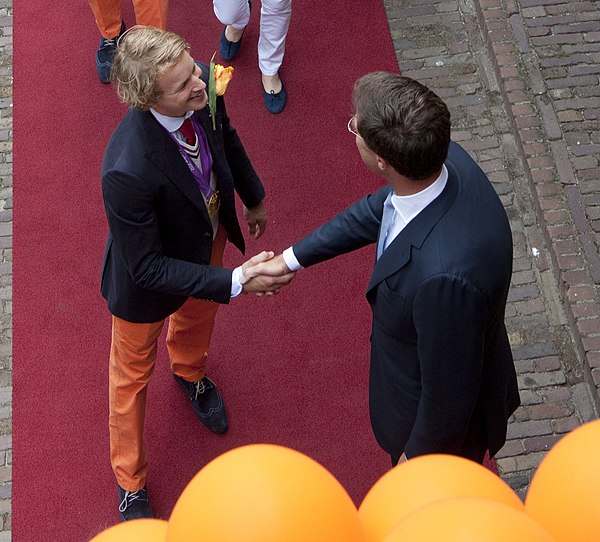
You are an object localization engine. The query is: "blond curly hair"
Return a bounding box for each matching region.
[111,25,190,110]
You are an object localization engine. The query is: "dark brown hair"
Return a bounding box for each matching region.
[353,72,451,180]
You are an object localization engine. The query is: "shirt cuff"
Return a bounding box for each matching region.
[283,247,303,271]
[231,266,244,298]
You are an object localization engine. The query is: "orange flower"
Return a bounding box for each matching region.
[214,64,234,96]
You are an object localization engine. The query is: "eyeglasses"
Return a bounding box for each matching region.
[347,115,360,138]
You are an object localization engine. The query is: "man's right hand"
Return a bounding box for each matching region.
[244,253,291,279]
[240,252,295,295]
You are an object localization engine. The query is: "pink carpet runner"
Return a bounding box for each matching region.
[13,1,483,540]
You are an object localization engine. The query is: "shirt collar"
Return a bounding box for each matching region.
[150,109,194,133]
[390,165,448,223]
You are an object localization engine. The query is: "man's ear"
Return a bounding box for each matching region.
[375,155,388,172]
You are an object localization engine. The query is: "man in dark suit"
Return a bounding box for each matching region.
[247,72,520,467]
[101,26,293,521]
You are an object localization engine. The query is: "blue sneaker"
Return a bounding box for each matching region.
[96,21,125,84]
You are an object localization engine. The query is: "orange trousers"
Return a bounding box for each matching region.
[87,0,168,38]
[109,227,226,491]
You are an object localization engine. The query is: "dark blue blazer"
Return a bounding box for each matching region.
[100,63,264,323]
[293,142,519,460]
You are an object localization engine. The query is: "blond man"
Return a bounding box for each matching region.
[101,26,292,521]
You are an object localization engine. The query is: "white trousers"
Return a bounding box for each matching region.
[213,0,292,76]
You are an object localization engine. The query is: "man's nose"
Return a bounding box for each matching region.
[192,75,206,91]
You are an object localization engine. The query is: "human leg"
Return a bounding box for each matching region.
[167,297,219,382]
[214,0,251,60]
[167,226,226,381]
[109,315,164,519]
[168,227,229,433]
[214,0,251,30]
[131,0,169,29]
[87,0,126,83]
[87,0,123,38]
[258,0,291,77]
[259,0,292,113]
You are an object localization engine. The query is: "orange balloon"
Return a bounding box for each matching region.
[359,454,523,542]
[89,519,168,541]
[525,419,600,541]
[382,497,555,542]
[166,444,365,542]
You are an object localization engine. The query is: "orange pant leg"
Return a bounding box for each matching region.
[109,316,164,491]
[88,0,123,38]
[167,226,228,381]
[88,0,168,38]
[132,0,169,29]
[109,226,227,490]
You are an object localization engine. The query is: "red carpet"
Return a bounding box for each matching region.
[14,0,398,539]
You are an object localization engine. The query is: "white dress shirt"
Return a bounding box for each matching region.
[384,166,448,251]
[150,108,194,134]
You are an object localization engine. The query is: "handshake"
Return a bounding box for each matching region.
[239,251,296,296]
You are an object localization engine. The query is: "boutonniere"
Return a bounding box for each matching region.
[208,52,234,130]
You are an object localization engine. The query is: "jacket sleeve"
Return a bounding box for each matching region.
[404,273,488,457]
[219,95,265,209]
[102,168,233,303]
[292,187,389,268]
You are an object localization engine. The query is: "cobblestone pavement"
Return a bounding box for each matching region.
[1,0,599,538]
[383,0,600,496]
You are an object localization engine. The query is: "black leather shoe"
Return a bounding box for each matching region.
[174,374,229,434]
[262,79,287,114]
[118,485,153,522]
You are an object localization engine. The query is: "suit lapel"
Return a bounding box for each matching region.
[141,110,210,218]
[196,106,215,149]
[366,171,459,294]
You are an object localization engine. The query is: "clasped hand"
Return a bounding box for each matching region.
[240,252,294,296]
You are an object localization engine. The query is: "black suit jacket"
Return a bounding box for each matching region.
[100,62,264,323]
[293,142,519,460]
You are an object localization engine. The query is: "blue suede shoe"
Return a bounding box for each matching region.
[263,80,287,114]
[220,0,251,60]
[96,20,125,84]
[220,28,243,61]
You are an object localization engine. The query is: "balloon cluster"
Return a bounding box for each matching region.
[90,419,600,541]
